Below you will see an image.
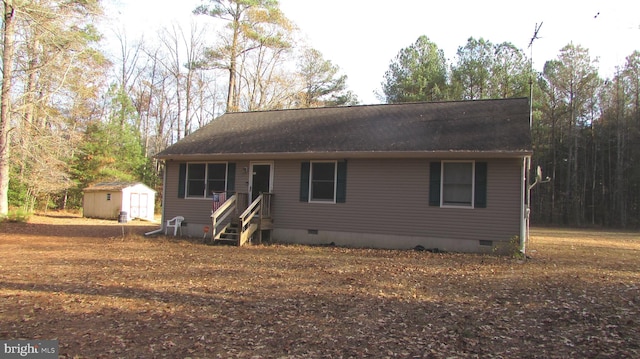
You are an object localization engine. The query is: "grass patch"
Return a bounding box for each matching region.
[0,208,32,223]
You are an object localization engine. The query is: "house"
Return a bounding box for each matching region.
[83,182,156,222]
[155,98,533,253]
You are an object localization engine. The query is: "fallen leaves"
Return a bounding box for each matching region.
[0,215,639,358]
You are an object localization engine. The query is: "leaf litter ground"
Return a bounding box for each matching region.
[0,213,639,358]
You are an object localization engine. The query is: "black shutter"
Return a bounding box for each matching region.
[474,162,487,208]
[226,162,236,195]
[429,161,441,206]
[336,161,347,203]
[178,163,187,198]
[300,162,310,202]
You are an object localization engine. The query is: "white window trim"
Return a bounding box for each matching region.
[309,160,337,204]
[440,160,475,209]
[185,162,228,199]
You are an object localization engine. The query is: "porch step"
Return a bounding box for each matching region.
[211,219,273,246]
[214,223,240,246]
[220,232,238,240]
[214,238,239,246]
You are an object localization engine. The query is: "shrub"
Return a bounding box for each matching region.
[494,235,525,259]
[1,208,32,223]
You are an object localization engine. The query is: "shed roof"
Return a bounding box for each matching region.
[84,182,155,192]
[156,98,532,160]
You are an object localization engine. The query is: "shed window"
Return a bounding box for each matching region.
[106,193,111,201]
[186,163,228,198]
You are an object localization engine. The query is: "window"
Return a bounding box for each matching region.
[186,163,227,198]
[300,161,347,203]
[106,193,111,201]
[187,164,206,197]
[429,161,487,208]
[207,164,227,194]
[311,161,336,202]
[442,161,474,207]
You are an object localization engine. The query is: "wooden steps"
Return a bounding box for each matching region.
[210,193,273,246]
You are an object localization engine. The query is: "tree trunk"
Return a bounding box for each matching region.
[226,3,241,113]
[615,93,626,227]
[0,1,16,216]
[227,42,237,112]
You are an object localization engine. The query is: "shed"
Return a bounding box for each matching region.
[83,182,156,222]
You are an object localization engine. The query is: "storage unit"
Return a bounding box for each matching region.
[83,182,156,222]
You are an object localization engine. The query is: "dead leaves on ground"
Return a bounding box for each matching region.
[0,216,639,358]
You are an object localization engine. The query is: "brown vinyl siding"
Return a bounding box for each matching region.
[164,160,251,226]
[273,158,522,244]
[164,157,523,245]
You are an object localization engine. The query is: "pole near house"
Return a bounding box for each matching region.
[522,22,543,254]
[528,22,542,129]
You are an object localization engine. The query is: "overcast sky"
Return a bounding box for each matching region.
[107,0,640,104]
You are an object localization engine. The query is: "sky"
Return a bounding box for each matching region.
[107,0,640,105]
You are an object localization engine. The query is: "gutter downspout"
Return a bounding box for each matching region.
[521,156,531,255]
[145,228,164,236]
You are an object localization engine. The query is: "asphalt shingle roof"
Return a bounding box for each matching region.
[156,98,532,159]
[84,182,137,192]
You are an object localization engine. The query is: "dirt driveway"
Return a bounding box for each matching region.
[1,213,639,358]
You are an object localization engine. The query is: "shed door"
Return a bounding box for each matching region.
[130,193,140,219]
[139,193,148,219]
[130,193,149,219]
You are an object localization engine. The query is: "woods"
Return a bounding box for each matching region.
[382,37,640,228]
[0,0,353,216]
[0,0,638,229]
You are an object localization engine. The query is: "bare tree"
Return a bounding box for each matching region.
[1,0,107,212]
[0,0,17,216]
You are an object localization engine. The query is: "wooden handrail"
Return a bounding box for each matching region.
[211,193,272,246]
[211,194,237,239]
[240,193,262,219]
[239,194,262,246]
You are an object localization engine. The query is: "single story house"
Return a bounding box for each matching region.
[155,98,533,253]
[83,182,156,222]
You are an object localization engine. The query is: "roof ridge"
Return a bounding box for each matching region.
[221,97,529,116]
[156,98,532,158]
